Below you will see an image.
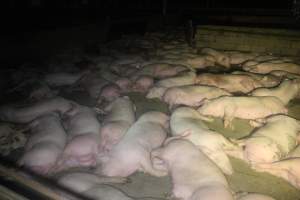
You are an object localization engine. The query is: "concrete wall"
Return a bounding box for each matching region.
[195,25,300,56]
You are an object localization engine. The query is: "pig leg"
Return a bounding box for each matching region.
[224,106,236,129]
[199,146,233,175]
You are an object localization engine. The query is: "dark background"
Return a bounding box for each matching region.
[0,0,298,66]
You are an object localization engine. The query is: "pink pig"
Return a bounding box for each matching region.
[54,103,101,171]
[151,139,233,200]
[98,111,169,177]
[99,96,136,154]
[0,97,73,123]
[18,113,67,175]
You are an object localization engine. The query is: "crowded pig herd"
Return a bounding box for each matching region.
[1,31,300,200]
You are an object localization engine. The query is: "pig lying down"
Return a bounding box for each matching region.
[146,71,196,100]
[99,96,136,154]
[225,51,258,65]
[253,145,300,190]
[44,71,89,87]
[250,79,300,105]
[57,171,131,200]
[197,96,287,129]
[19,113,66,175]
[131,75,154,93]
[132,63,187,79]
[231,71,280,88]
[195,73,263,94]
[227,115,300,164]
[242,61,300,75]
[163,85,231,109]
[170,106,237,175]
[99,111,168,177]
[0,97,73,123]
[55,103,101,171]
[151,139,233,200]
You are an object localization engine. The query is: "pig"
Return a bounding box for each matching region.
[57,171,131,200]
[170,107,237,175]
[98,111,169,177]
[132,75,154,93]
[0,97,73,123]
[156,71,196,88]
[236,193,276,200]
[99,97,136,154]
[269,70,300,80]
[185,55,216,69]
[146,86,168,100]
[115,77,133,92]
[236,115,300,164]
[225,51,258,65]
[151,139,233,200]
[18,113,67,174]
[250,79,300,105]
[97,83,122,104]
[197,96,287,129]
[231,71,280,87]
[146,71,197,100]
[252,138,300,189]
[44,71,89,87]
[243,61,300,75]
[132,63,187,79]
[54,103,101,171]
[79,72,110,99]
[163,85,232,109]
[29,83,58,100]
[200,47,231,68]
[195,73,263,94]
[254,158,300,189]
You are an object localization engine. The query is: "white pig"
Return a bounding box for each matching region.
[254,158,300,189]
[231,71,280,88]
[99,111,169,177]
[99,97,136,153]
[0,97,73,123]
[250,79,300,105]
[132,63,187,79]
[200,47,231,68]
[225,51,258,65]
[243,62,300,75]
[197,96,287,129]
[146,71,196,100]
[163,85,231,109]
[57,171,131,200]
[238,115,300,164]
[19,113,67,174]
[156,71,196,88]
[151,139,233,200]
[44,71,88,87]
[170,107,237,174]
[55,103,101,171]
[195,73,263,94]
